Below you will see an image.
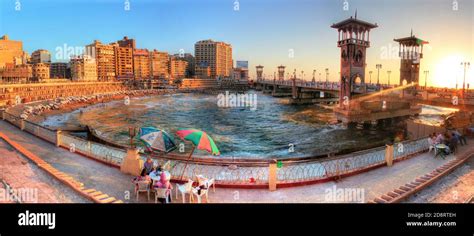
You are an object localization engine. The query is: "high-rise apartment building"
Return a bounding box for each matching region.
[70,55,98,81]
[173,53,195,77]
[113,42,133,79]
[194,39,232,79]
[31,49,51,64]
[0,35,28,68]
[150,50,169,79]
[133,49,151,79]
[169,57,188,79]
[86,40,116,81]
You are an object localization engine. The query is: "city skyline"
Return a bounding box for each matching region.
[1,0,473,87]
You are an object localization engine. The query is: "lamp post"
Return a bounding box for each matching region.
[387,70,391,86]
[369,71,373,84]
[312,69,316,83]
[423,70,429,89]
[129,126,137,148]
[376,64,382,85]
[325,68,329,84]
[461,62,470,93]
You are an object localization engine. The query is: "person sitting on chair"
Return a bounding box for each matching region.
[143,157,154,175]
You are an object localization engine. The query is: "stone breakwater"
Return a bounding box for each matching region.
[6,89,177,125]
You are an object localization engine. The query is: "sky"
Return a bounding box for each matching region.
[0,0,473,88]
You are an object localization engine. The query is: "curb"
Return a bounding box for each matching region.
[0,132,123,204]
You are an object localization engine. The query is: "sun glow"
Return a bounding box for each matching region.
[431,54,472,89]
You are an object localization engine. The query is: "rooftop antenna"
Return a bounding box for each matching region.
[410,29,413,37]
[355,9,358,19]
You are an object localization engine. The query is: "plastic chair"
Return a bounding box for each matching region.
[154,188,171,204]
[135,180,150,201]
[191,188,209,203]
[175,180,194,203]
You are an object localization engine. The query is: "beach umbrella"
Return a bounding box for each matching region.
[139,127,177,153]
[176,128,220,179]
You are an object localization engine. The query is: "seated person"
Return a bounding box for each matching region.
[143,157,154,175]
[153,171,172,189]
[448,133,458,154]
[132,168,150,184]
[154,171,172,203]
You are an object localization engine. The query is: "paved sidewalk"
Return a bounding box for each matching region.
[0,140,88,203]
[0,119,471,203]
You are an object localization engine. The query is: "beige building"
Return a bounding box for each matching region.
[150,50,169,79]
[0,64,33,83]
[173,53,195,77]
[0,35,28,68]
[194,39,233,79]
[169,57,188,79]
[133,49,151,79]
[31,49,51,64]
[70,55,98,81]
[233,67,249,81]
[113,43,133,79]
[86,40,116,81]
[195,65,211,79]
[32,63,50,81]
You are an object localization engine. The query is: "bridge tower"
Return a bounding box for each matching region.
[394,31,428,86]
[256,65,264,81]
[277,65,285,81]
[331,13,378,106]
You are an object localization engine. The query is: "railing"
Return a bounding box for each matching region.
[2,111,57,143]
[59,134,125,166]
[393,138,430,160]
[1,110,431,187]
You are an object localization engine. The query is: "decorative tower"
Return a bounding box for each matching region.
[394,30,428,86]
[256,65,264,81]
[331,12,378,106]
[277,65,285,81]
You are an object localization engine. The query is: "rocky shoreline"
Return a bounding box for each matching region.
[5,89,177,126]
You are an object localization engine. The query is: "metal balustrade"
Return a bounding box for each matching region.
[2,111,431,186]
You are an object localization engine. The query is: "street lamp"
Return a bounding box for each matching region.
[387,70,391,86]
[376,64,382,85]
[129,126,137,148]
[369,71,373,84]
[461,62,470,93]
[423,70,429,89]
[312,69,316,83]
[325,68,329,84]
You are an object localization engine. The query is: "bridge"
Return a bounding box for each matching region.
[253,78,391,105]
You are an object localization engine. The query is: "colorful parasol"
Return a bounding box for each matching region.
[176,128,220,179]
[139,127,176,153]
[176,129,220,155]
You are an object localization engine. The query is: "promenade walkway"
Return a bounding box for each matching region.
[0,119,471,203]
[0,139,88,203]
